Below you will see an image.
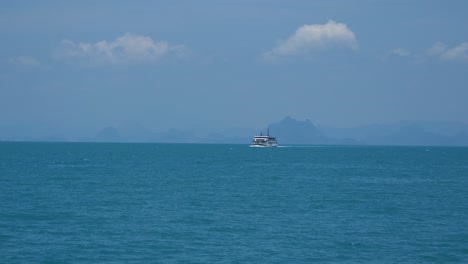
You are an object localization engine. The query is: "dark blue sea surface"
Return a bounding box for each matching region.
[1,142,467,263]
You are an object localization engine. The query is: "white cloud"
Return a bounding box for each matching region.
[426,42,447,56]
[9,56,41,67]
[263,20,358,60]
[440,43,468,61]
[392,48,410,57]
[427,42,468,61]
[55,33,189,65]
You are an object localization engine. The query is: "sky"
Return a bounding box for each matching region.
[1,0,468,138]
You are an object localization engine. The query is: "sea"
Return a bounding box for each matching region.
[1,142,467,263]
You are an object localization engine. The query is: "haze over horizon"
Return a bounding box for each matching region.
[1,1,467,139]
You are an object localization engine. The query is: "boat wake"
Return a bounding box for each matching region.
[277,145,327,148]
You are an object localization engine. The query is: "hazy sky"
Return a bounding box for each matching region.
[1,0,467,136]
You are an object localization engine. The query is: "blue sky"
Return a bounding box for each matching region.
[1,0,467,138]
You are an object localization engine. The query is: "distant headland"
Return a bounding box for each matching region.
[1,116,468,146]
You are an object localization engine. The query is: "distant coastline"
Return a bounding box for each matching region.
[1,117,468,146]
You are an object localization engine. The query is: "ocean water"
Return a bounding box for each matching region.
[1,142,467,263]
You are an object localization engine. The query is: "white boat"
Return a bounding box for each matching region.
[250,129,278,147]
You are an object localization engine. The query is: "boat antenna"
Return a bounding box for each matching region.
[268,129,270,136]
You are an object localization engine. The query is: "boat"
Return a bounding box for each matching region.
[250,129,278,147]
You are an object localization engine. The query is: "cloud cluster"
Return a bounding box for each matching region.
[427,42,468,61]
[389,43,468,63]
[55,33,189,65]
[9,56,41,67]
[392,48,410,57]
[264,20,358,60]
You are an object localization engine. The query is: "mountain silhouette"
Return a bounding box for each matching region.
[267,116,333,144]
[319,121,468,146]
[2,117,467,146]
[94,126,121,142]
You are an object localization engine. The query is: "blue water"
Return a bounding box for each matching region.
[1,142,467,263]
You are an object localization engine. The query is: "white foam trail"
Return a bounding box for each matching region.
[278,145,328,148]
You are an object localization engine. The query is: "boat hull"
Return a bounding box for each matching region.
[249,144,278,147]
